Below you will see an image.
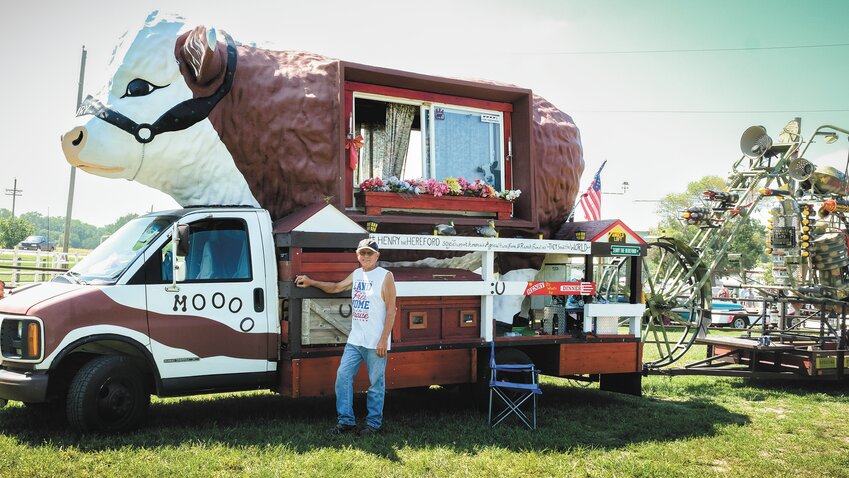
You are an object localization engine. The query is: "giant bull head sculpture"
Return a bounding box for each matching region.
[62,11,583,240]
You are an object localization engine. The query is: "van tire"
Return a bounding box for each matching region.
[66,355,150,433]
[731,316,749,329]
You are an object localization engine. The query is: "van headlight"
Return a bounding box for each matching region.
[1,317,43,361]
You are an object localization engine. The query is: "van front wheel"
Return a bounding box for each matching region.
[66,355,150,433]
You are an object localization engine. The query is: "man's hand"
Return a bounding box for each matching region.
[376,338,388,358]
[295,275,311,288]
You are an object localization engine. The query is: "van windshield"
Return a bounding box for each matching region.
[62,216,174,285]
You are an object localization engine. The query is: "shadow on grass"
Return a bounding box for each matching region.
[0,380,749,460]
[735,377,849,401]
[648,373,849,402]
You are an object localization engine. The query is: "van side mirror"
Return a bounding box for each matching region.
[176,224,190,257]
[167,223,191,292]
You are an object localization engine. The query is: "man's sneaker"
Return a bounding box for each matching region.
[359,425,381,436]
[328,423,357,435]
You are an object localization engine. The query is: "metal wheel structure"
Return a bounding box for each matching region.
[640,239,709,368]
[598,239,708,368]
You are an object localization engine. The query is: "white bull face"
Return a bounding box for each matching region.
[61,12,258,208]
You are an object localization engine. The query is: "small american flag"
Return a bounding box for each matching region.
[580,161,606,221]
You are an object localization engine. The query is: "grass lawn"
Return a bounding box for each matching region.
[0,332,847,477]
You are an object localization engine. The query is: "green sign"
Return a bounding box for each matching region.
[611,245,640,256]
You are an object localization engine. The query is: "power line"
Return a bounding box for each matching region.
[531,42,849,56]
[573,109,849,114]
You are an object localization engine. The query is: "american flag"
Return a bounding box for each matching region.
[580,161,607,221]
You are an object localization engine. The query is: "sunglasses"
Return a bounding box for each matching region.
[357,250,376,256]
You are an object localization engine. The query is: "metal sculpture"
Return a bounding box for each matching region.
[603,119,849,369]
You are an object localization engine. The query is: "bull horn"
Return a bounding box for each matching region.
[206,27,217,52]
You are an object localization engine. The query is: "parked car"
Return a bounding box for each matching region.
[16,235,55,251]
[673,300,764,329]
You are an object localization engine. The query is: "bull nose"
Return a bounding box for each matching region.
[61,126,87,165]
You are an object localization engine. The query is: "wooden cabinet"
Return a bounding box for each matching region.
[300,296,482,346]
[394,297,481,345]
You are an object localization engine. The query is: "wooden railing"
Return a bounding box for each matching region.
[0,249,86,287]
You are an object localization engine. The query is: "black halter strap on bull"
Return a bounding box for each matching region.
[76,32,237,144]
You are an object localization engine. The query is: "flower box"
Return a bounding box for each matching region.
[356,191,513,219]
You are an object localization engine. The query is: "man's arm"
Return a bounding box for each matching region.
[295,273,353,294]
[376,272,397,358]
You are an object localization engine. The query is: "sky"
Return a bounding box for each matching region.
[1,0,848,229]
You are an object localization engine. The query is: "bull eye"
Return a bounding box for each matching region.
[122,78,166,98]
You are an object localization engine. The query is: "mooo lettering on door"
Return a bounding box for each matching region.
[172,292,243,314]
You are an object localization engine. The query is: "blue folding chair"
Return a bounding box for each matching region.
[488,339,542,430]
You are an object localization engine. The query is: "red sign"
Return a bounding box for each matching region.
[523,281,595,296]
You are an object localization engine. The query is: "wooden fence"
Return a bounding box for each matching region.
[0,249,87,287]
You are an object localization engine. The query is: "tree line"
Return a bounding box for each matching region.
[0,209,139,250]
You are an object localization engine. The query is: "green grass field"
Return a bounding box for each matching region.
[0,330,847,477]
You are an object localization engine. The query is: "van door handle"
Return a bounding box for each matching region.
[253,288,264,312]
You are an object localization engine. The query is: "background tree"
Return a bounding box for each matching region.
[1,209,140,250]
[649,175,768,279]
[0,216,35,248]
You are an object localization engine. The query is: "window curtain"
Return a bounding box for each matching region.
[358,103,417,181]
[382,104,418,178]
[360,123,382,180]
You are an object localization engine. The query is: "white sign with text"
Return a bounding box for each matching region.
[371,233,591,255]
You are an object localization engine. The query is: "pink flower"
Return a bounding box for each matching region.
[359,177,385,191]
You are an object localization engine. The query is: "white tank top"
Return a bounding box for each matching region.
[349,267,391,349]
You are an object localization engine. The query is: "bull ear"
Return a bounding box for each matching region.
[179,25,226,87]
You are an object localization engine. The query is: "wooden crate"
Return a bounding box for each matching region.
[301,298,353,345]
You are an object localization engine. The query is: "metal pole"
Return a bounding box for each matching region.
[62,46,86,254]
[11,178,17,217]
[5,178,22,217]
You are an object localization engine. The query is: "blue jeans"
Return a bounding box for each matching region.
[335,343,387,429]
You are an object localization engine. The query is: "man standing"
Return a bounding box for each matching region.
[295,238,396,435]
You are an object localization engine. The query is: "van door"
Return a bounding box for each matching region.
[144,211,273,393]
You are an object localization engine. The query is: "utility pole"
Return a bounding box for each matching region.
[5,178,22,217]
[63,46,86,254]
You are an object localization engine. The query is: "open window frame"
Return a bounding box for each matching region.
[341,63,537,229]
[351,91,507,191]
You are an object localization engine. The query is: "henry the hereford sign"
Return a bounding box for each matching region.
[372,233,591,255]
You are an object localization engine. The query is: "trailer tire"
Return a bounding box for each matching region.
[66,355,150,434]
